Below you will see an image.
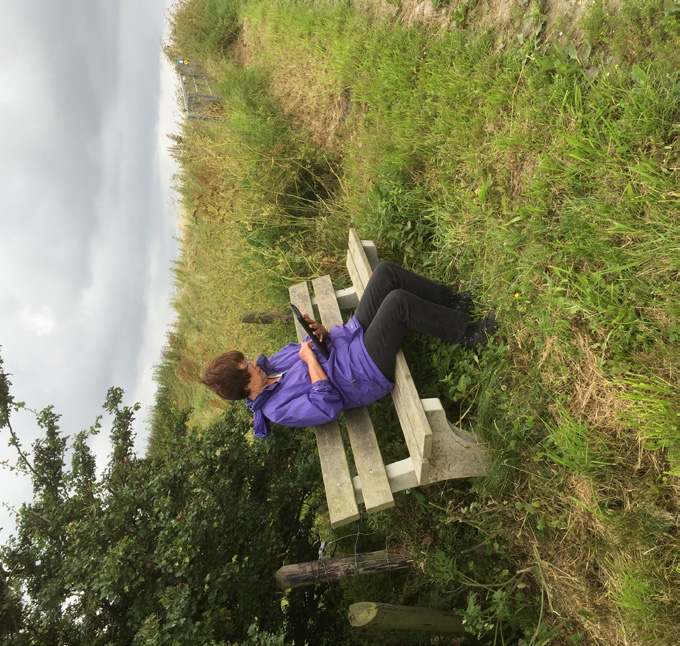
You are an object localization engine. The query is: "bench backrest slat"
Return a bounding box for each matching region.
[312,422,361,527]
[290,282,316,340]
[289,281,360,527]
[311,275,344,328]
[312,275,394,514]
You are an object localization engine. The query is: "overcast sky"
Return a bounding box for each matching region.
[1,0,182,543]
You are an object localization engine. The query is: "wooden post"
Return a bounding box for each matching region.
[349,603,466,633]
[276,550,412,590]
[349,603,493,643]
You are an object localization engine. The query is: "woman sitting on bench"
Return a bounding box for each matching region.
[202,262,496,437]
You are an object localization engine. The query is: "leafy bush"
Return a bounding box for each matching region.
[0,356,347,644]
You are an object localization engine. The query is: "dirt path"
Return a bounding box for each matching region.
[361,0,598,42]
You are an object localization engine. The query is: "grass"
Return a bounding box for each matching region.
[158,0,680,643]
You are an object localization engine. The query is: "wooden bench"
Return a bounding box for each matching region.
[289,229,487,528]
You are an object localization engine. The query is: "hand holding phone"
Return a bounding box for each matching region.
[290,304,330,359]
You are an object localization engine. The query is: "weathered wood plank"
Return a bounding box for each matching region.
[391,360,432,484]
[276,550,412,590]
[312,286,358,311]
[393,353,433,462]
[361,240,380,270]
[346,248,365,299]
[314,422,360,528]
[347,228,374,290]
[312,275,394,514]
[289,282,315,341]
[345,230,434,484]
[352,457,418,504]
[290,281,359,528]
[311,275,344,328]
[342,407,394,514]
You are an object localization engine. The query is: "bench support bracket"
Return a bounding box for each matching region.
[352,398,487,505]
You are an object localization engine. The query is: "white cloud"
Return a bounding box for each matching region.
[19,306,57,337]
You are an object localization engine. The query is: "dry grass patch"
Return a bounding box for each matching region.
[568,333,627,435]
[236,18,353,150]
[397,0,452,29]
[536,543,628,646]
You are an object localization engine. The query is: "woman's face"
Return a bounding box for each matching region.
[243,357,267,393]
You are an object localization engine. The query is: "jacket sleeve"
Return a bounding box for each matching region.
[267,380,343,428]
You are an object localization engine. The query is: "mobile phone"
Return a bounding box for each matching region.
[290,304,330,359]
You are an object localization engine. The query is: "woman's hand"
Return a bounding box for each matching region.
[298,340,317,364]
[299,340,328,383]
[303,314,328,342]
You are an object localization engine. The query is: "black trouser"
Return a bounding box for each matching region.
[356,262,468,381]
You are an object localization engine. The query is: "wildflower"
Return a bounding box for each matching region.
[514,292,520,298]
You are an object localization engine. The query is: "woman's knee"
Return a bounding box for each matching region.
[372,260,398,277]
[380,288,409,315]
[369,261,399,288]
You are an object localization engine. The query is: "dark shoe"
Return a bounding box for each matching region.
[449,289,472,314]
[449,278,478,314]
[461,312,497,348]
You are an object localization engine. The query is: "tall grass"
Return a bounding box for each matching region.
[154,1,354,433]
[160,0,679,642]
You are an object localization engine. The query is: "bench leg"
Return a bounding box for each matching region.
[351,399,487,505]
[420,399,488,482]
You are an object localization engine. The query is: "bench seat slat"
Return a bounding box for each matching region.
[346,250,364,300]
[289,282,317,340]
[347,228,433,485]
[348,229,375,290]
[289,281,359,528]
[393,353,432,473]
[312,275,394,514]
[390,367,430,484]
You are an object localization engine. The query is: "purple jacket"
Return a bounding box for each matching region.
[246,316,394,437]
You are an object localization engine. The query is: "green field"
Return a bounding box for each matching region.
[158,0,679,643]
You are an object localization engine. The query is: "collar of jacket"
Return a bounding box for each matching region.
[245,353,281,437]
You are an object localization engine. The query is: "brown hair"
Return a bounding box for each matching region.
[201,351,250,400]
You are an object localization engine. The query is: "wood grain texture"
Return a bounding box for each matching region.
[289,281,359,528]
